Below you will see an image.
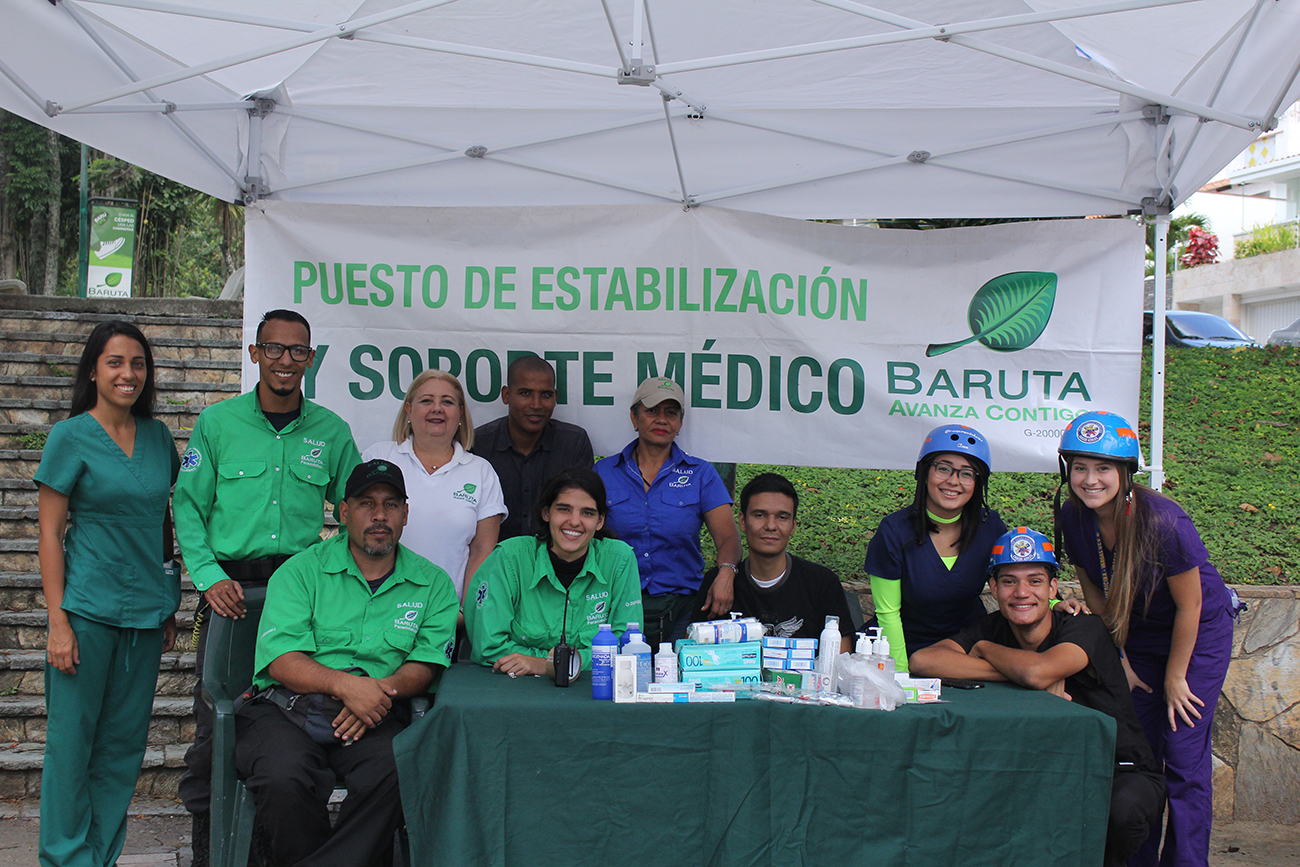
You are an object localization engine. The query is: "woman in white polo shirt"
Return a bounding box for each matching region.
[363,370,506,605]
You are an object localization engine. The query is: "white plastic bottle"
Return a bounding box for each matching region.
[873,632,896,679]
[622,631,653,692]
[816,616,840,691]
[854,631,872,658]
[654,642,679,683]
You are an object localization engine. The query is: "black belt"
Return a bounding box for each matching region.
[217,555,291,583]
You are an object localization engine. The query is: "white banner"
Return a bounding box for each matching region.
[244,203,1143,472]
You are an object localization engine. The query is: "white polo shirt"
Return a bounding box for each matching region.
[361,438,507,599]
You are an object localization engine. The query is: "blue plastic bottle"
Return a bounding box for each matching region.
[591,624,618,700]
[618,621,641,651]
[621,631,653,693]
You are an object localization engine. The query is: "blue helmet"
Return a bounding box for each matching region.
[917,424,991,476]
[1057,411,1141,469]
[988,527,1058,577]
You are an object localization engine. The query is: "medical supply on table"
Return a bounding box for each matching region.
[894,675,942,703]
[871,629,896,679]
[654,642,679,683]
[835,651,907,710]
[678,641,762,672]
[816,616,840,683]
[761,636,817,650]
[590,623,618,700]
[648,682,695,694]
[635,691,736,703]
[855,632,871,655]
[682,669,762,689]
[687,616,764,645]
[613,655,637,703]
[621,631,653,692]
[761,657,815,672]
[619,622,643,651]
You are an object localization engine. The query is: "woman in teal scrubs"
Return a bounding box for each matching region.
[35,322,181,867]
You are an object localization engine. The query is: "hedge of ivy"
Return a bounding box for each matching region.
[732,346,1299,585]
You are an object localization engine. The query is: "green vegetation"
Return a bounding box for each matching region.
[20,431,48,450]
[727,346,1299,586]
[1234,221,1298,260]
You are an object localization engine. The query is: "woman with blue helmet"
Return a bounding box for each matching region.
[863,424,1007,673]
[1056,410,1234,867]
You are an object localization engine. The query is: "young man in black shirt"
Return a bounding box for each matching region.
[910,527,1165,867]
[693,473,853,650]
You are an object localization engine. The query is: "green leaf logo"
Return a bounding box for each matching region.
[104,272,123,287]
[463,483,477,494]
[925,271,1057,357]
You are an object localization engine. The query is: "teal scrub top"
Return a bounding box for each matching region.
[34,413,182,629]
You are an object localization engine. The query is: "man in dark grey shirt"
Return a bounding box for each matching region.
[472,355,594,539]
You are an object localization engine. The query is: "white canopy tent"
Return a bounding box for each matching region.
[4,0,1300,480]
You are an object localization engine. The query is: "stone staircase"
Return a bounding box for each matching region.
[0,296,242,811]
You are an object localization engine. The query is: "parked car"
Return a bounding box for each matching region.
[1266,317,1300,347]
[1143,310,1259,348]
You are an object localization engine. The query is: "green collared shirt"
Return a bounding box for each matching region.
[173,388,361,591]
[465,535,644,669]
[253,534,459,690]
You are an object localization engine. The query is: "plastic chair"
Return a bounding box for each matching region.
[201,585,429,867]
[201,586,266,867]
[843,588,866,632]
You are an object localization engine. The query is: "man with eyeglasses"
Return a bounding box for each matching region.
[173,308,361,866]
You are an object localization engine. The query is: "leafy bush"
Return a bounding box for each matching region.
[1178,226,1219,268]
[21,431,48,450]
[728,347,1299,585]
[1235,221,1298,259]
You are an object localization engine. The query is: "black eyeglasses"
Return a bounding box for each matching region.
[256,342,312,361]
[931,462,977,484]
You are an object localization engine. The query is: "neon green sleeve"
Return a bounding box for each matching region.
[869,573,909,674]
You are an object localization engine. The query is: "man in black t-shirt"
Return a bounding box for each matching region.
[693,473,854,649]
[910,527,1165,867]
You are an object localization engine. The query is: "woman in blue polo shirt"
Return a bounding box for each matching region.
[864,424,1007,673]
[594,377,742,649]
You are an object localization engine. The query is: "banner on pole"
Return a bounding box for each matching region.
[87,203,137,298]
[244,204,1143,472]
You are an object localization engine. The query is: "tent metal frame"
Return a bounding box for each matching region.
[6,0,1300,483]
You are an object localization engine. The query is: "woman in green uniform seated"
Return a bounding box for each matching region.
[465,467,643,678]
[35,322,181,866]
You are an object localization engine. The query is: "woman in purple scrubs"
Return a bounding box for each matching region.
[1056,410,1236,867]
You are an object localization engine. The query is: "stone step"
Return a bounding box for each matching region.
[0,793,186,818]
[0,374,240,405]
[0,351,241,385]
[0,740,187,799]
[0,422,193,451]
[0,572,201,616]
[0,330,242,364]
[0,479,37,507]
[0,609,199,652]
[0,540,38,572]
[0,397,208,430]
[0,306,240,334]
[0,650,197,698]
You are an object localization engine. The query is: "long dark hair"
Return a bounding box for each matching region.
[532,467,618,543]
[907,453,990,552]
[68,321,157,419]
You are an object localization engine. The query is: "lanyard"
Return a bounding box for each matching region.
[1093,522,1112,599]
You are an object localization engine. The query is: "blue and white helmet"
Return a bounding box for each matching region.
[988,527,1058,577]
[917,424,991,477]
[1058,411,1141,469]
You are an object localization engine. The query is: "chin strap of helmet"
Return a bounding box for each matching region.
[1053,454,1070,559]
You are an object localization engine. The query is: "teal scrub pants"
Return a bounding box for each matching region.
[39,613,163,867]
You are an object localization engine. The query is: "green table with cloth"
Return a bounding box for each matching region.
[394,664,1115,867]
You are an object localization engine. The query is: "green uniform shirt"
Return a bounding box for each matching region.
[173,388,361,591]
[33,413,181,628]
[253,534,459,690]
[465,536,644,669]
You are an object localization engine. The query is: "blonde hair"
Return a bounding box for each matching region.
[391,369,475,450]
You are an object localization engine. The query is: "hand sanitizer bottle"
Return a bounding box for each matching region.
[591,624,618,700]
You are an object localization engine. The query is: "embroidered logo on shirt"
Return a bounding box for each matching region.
[774,616,803,638]
[668,470,693,488]
[180,448,201,471]
[299,439,326,470]
[443,638,455,662]
[453,484,479,504]
[475,581,489,608]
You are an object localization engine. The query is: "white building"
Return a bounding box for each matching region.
[1172,102,1300,341]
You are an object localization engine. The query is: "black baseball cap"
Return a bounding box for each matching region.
[344,459,408,501]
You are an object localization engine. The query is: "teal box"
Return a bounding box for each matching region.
[682,668,762,688]
[678,641,762,672]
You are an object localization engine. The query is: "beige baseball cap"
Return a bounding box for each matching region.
[631,376,685,413]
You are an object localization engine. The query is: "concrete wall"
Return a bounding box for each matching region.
[1173,247,1300,327]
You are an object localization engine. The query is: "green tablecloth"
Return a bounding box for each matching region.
[395,664,1115,867]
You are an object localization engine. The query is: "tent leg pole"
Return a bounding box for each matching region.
[1149,213,1169,491]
